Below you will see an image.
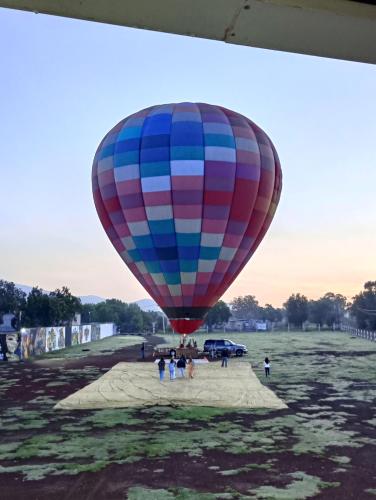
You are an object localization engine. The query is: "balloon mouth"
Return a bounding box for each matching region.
[169,319,204,335]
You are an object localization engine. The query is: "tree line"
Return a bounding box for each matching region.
[208,281,376,331]
[80,300,163,333]
[281,284,376,330]
[1,279,376,332]
[0,280,162,333]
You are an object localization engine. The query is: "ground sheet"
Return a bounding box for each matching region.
[55,361,287,410]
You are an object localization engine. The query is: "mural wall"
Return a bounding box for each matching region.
[21,323,116,359]
[98,323,115,339]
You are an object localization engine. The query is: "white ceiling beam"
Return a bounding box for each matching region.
[1,0,376,64]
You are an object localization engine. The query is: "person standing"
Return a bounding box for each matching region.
[264,357,271,377]
[187,357,195,379]
[158,357,165,382]
[177,354,186,377]
[169,357,176,380]
[210,344,216,360]
[141,342,145,360]
[221,347,229,368]
[0,334,9,362]
[14,333,22,362]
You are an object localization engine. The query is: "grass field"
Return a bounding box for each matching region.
[0,331,375,499]
[40,334,145,359]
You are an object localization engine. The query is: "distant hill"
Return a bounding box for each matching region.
[79,295,105,305]
[134,299,162,312]
[80,296,161,311]
[15,283,48,295]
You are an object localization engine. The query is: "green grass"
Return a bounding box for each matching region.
[128,487,228,499]
[160,330,376,397]
[249,471,340,499]
[1,330,375,498]
[40,335,145,359]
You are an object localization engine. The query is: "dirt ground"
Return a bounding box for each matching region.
[0,332,375,499]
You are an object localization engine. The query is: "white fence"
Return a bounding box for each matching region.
[341,324,376,342]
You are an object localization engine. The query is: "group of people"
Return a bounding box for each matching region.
[179,337,197,349]
[158,354,194,381]
[157,351,271,380]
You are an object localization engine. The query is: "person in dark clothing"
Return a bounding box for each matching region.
[141,342,145,360]
[0,334,9,361]
[264,357,271,377]
[221,347,229,367]
[158,357,165,381]
[176,354,187,377]
[14,333,22,361]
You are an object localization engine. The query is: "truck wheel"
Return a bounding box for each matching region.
[236,349,243,357]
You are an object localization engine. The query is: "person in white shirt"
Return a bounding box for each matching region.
[264,357,271,377]
[169,357,176,380]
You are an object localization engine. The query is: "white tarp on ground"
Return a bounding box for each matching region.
[54,361,287,410]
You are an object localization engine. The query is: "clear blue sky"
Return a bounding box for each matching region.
[1,7,375,306]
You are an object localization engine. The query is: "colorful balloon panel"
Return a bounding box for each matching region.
[92,103,282,333]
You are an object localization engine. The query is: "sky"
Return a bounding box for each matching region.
[1,8,375,307]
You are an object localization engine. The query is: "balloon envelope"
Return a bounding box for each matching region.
[92,103,282,333]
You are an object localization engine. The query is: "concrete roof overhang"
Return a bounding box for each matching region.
[1,0,376,64]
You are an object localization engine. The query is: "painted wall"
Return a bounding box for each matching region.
[21,323,116,359]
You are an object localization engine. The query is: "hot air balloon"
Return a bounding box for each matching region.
[92,103,282,335]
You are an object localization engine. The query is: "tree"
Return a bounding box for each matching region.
[89,299,145,332]
[123,303,143,333]
[230,295,260,320]
[81,303,97,323]
[260,304,283,323]
[308,298,330,328]
[49,287,82,325]
[309,292,347,329]
[94,299,124,325]
[351,281,376,330]
[142,311,163,333]
[23,287,52,327]
[205,301,231,332]
[323,292,347,328]
[0,280,26,318]
[284,293,308,329]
